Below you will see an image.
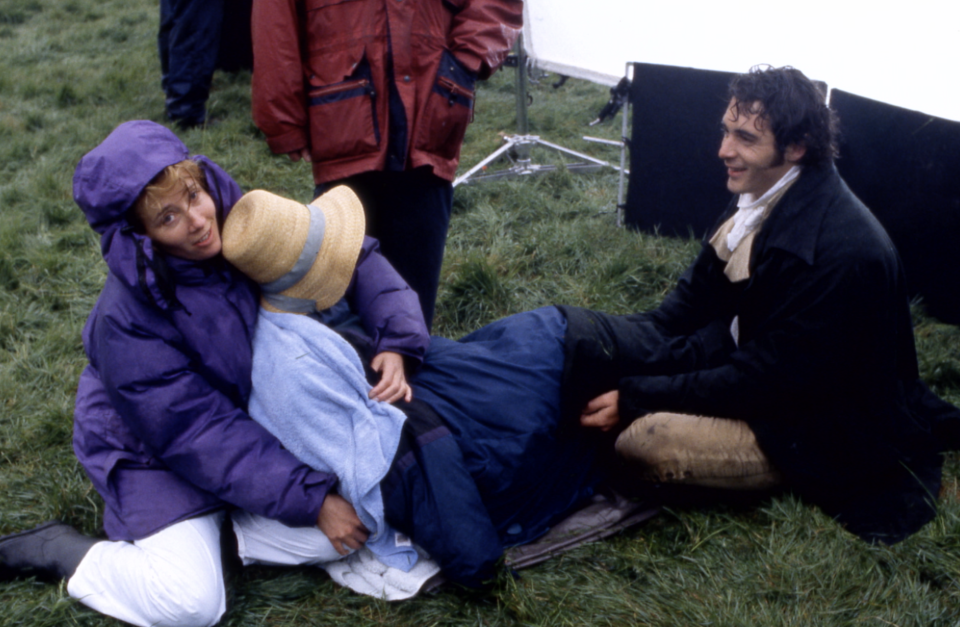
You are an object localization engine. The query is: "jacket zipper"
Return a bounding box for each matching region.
[310,78,374,99]
[438,76,473,104]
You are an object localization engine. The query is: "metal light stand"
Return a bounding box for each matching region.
[453,34,624,187]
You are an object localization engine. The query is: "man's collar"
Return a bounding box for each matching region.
[737,165,803,210]
[756,163,840,266]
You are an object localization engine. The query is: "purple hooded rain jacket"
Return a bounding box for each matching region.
[71,121,337,541]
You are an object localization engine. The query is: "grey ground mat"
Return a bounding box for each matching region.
[420,490,657,593]
[504,490,659,570]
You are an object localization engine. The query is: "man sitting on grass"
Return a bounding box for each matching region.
[567,64,960,543]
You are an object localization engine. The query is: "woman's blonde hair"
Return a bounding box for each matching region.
[131,159,210,228]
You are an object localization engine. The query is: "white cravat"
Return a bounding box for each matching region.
[725,165,801,346]
[726,165,802,253]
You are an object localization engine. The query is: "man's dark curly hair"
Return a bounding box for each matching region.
[728,65,839,167]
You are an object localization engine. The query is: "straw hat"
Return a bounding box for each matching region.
[222,186,365,313]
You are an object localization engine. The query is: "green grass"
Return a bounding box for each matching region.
[1,0,959,625]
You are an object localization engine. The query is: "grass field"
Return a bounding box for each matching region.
[1,1,959,625]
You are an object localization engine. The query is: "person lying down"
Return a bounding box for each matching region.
[221,188,607,592]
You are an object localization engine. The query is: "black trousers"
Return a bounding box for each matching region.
[316,167,453,329]
[158,0,223,124]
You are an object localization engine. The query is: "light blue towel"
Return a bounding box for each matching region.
[248,309,417,571]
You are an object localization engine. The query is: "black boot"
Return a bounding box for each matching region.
[0,521,100,582]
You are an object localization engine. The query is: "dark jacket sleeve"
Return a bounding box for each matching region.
[557,301,734,426]
[346,236,430,366]
[251,0,307,156]
[618,243,883,423]
[97,309,335,529]
[448,0,523,79]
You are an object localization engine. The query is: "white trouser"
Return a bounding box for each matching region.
[231,509,342,567]
[67,511,342,627]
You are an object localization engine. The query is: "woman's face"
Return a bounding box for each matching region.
[135,177,222,260]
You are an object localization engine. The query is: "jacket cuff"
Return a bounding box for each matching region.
[299,472,338,529]
[375,332,428,367]
[450,50,485,80]
[266,127,309,156]
[618,376,651,423]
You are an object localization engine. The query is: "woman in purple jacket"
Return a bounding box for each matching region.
[0,121,430,627]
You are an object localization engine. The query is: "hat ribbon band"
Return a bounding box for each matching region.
[259,203,326,297]
[262,292,318,314]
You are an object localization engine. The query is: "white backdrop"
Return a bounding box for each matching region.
[522,0,960,122]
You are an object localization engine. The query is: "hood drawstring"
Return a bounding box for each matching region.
[126,225,188,315]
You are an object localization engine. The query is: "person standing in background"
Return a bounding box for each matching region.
[251,0,523,328]
[160,0,253,128]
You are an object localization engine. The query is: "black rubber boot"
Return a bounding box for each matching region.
[0,521,100,582]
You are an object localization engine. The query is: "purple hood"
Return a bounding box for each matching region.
[73,120,239,309]
[74,121,189,234]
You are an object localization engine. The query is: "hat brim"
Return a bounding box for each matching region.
[270,185,366,312]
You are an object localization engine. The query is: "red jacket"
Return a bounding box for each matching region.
[252,0,522,184]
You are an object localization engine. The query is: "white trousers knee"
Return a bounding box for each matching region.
[67,511,343,627]
[68,512,227,627]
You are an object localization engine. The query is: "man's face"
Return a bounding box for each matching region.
[719,98,804,197]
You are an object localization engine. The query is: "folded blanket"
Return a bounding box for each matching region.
[505,490,659,569]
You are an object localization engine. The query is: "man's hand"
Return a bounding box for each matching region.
[369,351,413,403]
[287,147,312,163]
[580,390,621,432]
[317,493,369,555]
